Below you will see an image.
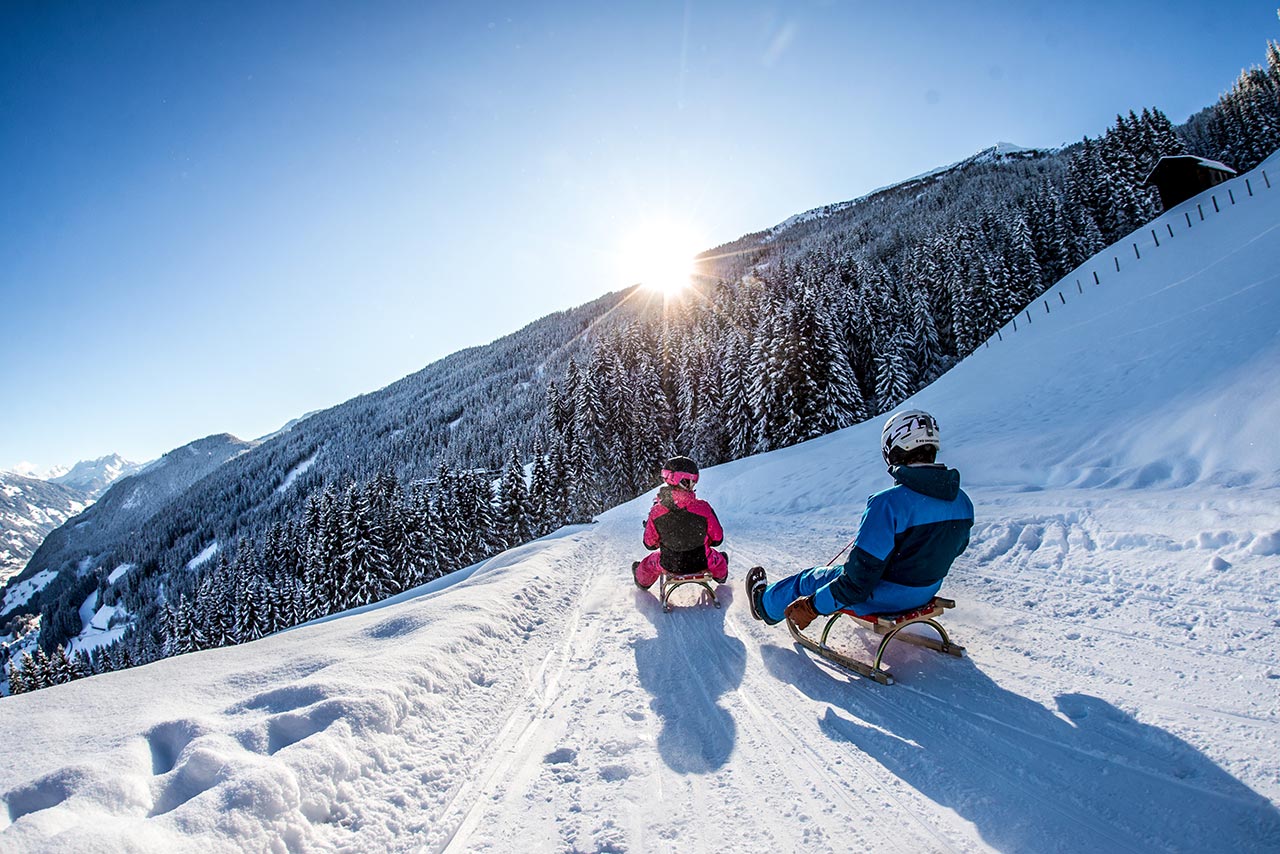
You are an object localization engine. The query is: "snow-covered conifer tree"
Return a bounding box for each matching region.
[497,445,531,546]
[527,438,551,536]
[543,438,570,530]
[343,483,391,606]
[874,330,913,414]
[7,661,28,695]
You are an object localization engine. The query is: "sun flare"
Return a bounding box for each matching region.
[617,218,705,298]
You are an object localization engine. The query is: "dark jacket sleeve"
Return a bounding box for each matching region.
[824,548,888,610]
[643,502,663,550]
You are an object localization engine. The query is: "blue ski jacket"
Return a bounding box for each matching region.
[813,464,974,615]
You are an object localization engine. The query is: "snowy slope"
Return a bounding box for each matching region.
[0,474,86,587]
[10,434,256,592]
[1,157,1279,853]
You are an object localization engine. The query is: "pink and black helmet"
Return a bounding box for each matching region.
[661,455,700,490]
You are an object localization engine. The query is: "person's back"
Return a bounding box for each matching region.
[633,456,729,588]
[820,460,972,614]
[647,485,722,574]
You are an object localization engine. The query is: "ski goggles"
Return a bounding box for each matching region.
[661,469,699,488]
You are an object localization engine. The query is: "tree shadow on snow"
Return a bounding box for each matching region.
[633,587,745,775]
[761,642,1280,853]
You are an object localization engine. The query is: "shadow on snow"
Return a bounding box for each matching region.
[632,586,745,775]
[762,641,1280,853]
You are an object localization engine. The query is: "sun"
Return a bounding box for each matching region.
[617,217,705,298]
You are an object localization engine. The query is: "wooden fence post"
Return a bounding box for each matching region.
[1167,223,1174,237]
[1228,188,1235,205]
[1044,299,1050,314]
[1264,170,1271,189]
[1185,212,1192,227]
[1025,309,1032,324]
[1093,271,1100,285]
[1133,243,1140,259]
[1198,203,1204,221]
[1012,317,1018,332]
[1114,256,1120,272]
[1212,195,1220,213]
[1076,279,1083,294]
[1059,292,1066,305]
[1152,228,1160,247]
[1247,178,1254,196]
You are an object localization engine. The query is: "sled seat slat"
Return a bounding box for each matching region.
[665,571,715,582]
[838,596,956,634]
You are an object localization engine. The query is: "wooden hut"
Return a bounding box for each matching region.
[1143,155,1238,210]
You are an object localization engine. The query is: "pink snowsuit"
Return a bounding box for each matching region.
[635,486,728,585]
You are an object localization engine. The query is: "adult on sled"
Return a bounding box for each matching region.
[632,455,729,589]
[747,410,973,629]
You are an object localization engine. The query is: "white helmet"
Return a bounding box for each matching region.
[881,409,940,466]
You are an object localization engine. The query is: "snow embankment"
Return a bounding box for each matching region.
[0,155,1278,852]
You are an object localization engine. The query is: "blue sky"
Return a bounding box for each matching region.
[2,1,1276,472]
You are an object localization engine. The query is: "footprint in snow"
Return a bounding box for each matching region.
[543,747,577,764]
[598,764,632,783]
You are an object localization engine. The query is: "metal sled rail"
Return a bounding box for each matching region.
[659,571,721,613]
[786,597,964,685]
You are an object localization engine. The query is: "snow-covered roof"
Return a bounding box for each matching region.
[1144,154,1238,185]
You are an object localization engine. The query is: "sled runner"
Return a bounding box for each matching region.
[786,597,964,685]
[659,570,721,613]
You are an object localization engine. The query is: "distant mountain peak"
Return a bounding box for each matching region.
[50,454,144,499]
[990,140,1030,154]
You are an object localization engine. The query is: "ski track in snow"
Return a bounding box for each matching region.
[3,156,1280,852]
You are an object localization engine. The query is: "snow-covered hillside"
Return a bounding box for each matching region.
[0,474,86,587]
[2,156,1279,852]
[0,456,138,587]
[764,141,1046,237]
[10,434,255,594]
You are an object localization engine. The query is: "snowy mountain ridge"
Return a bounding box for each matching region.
[49,454,144,499]
[0,152,1276,852]
[2,433,258,654]
[0,455,138,588]
[764,141,1046,237]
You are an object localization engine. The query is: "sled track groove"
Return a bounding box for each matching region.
[436,547,601,852]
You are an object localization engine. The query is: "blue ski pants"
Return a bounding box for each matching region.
[761,565,943,623]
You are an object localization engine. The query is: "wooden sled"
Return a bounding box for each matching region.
[659,570,721,613]
[786,597,964,685]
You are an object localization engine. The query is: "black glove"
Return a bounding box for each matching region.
[785,596,821,631]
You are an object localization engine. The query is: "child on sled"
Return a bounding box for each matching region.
[632,455,729,589]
